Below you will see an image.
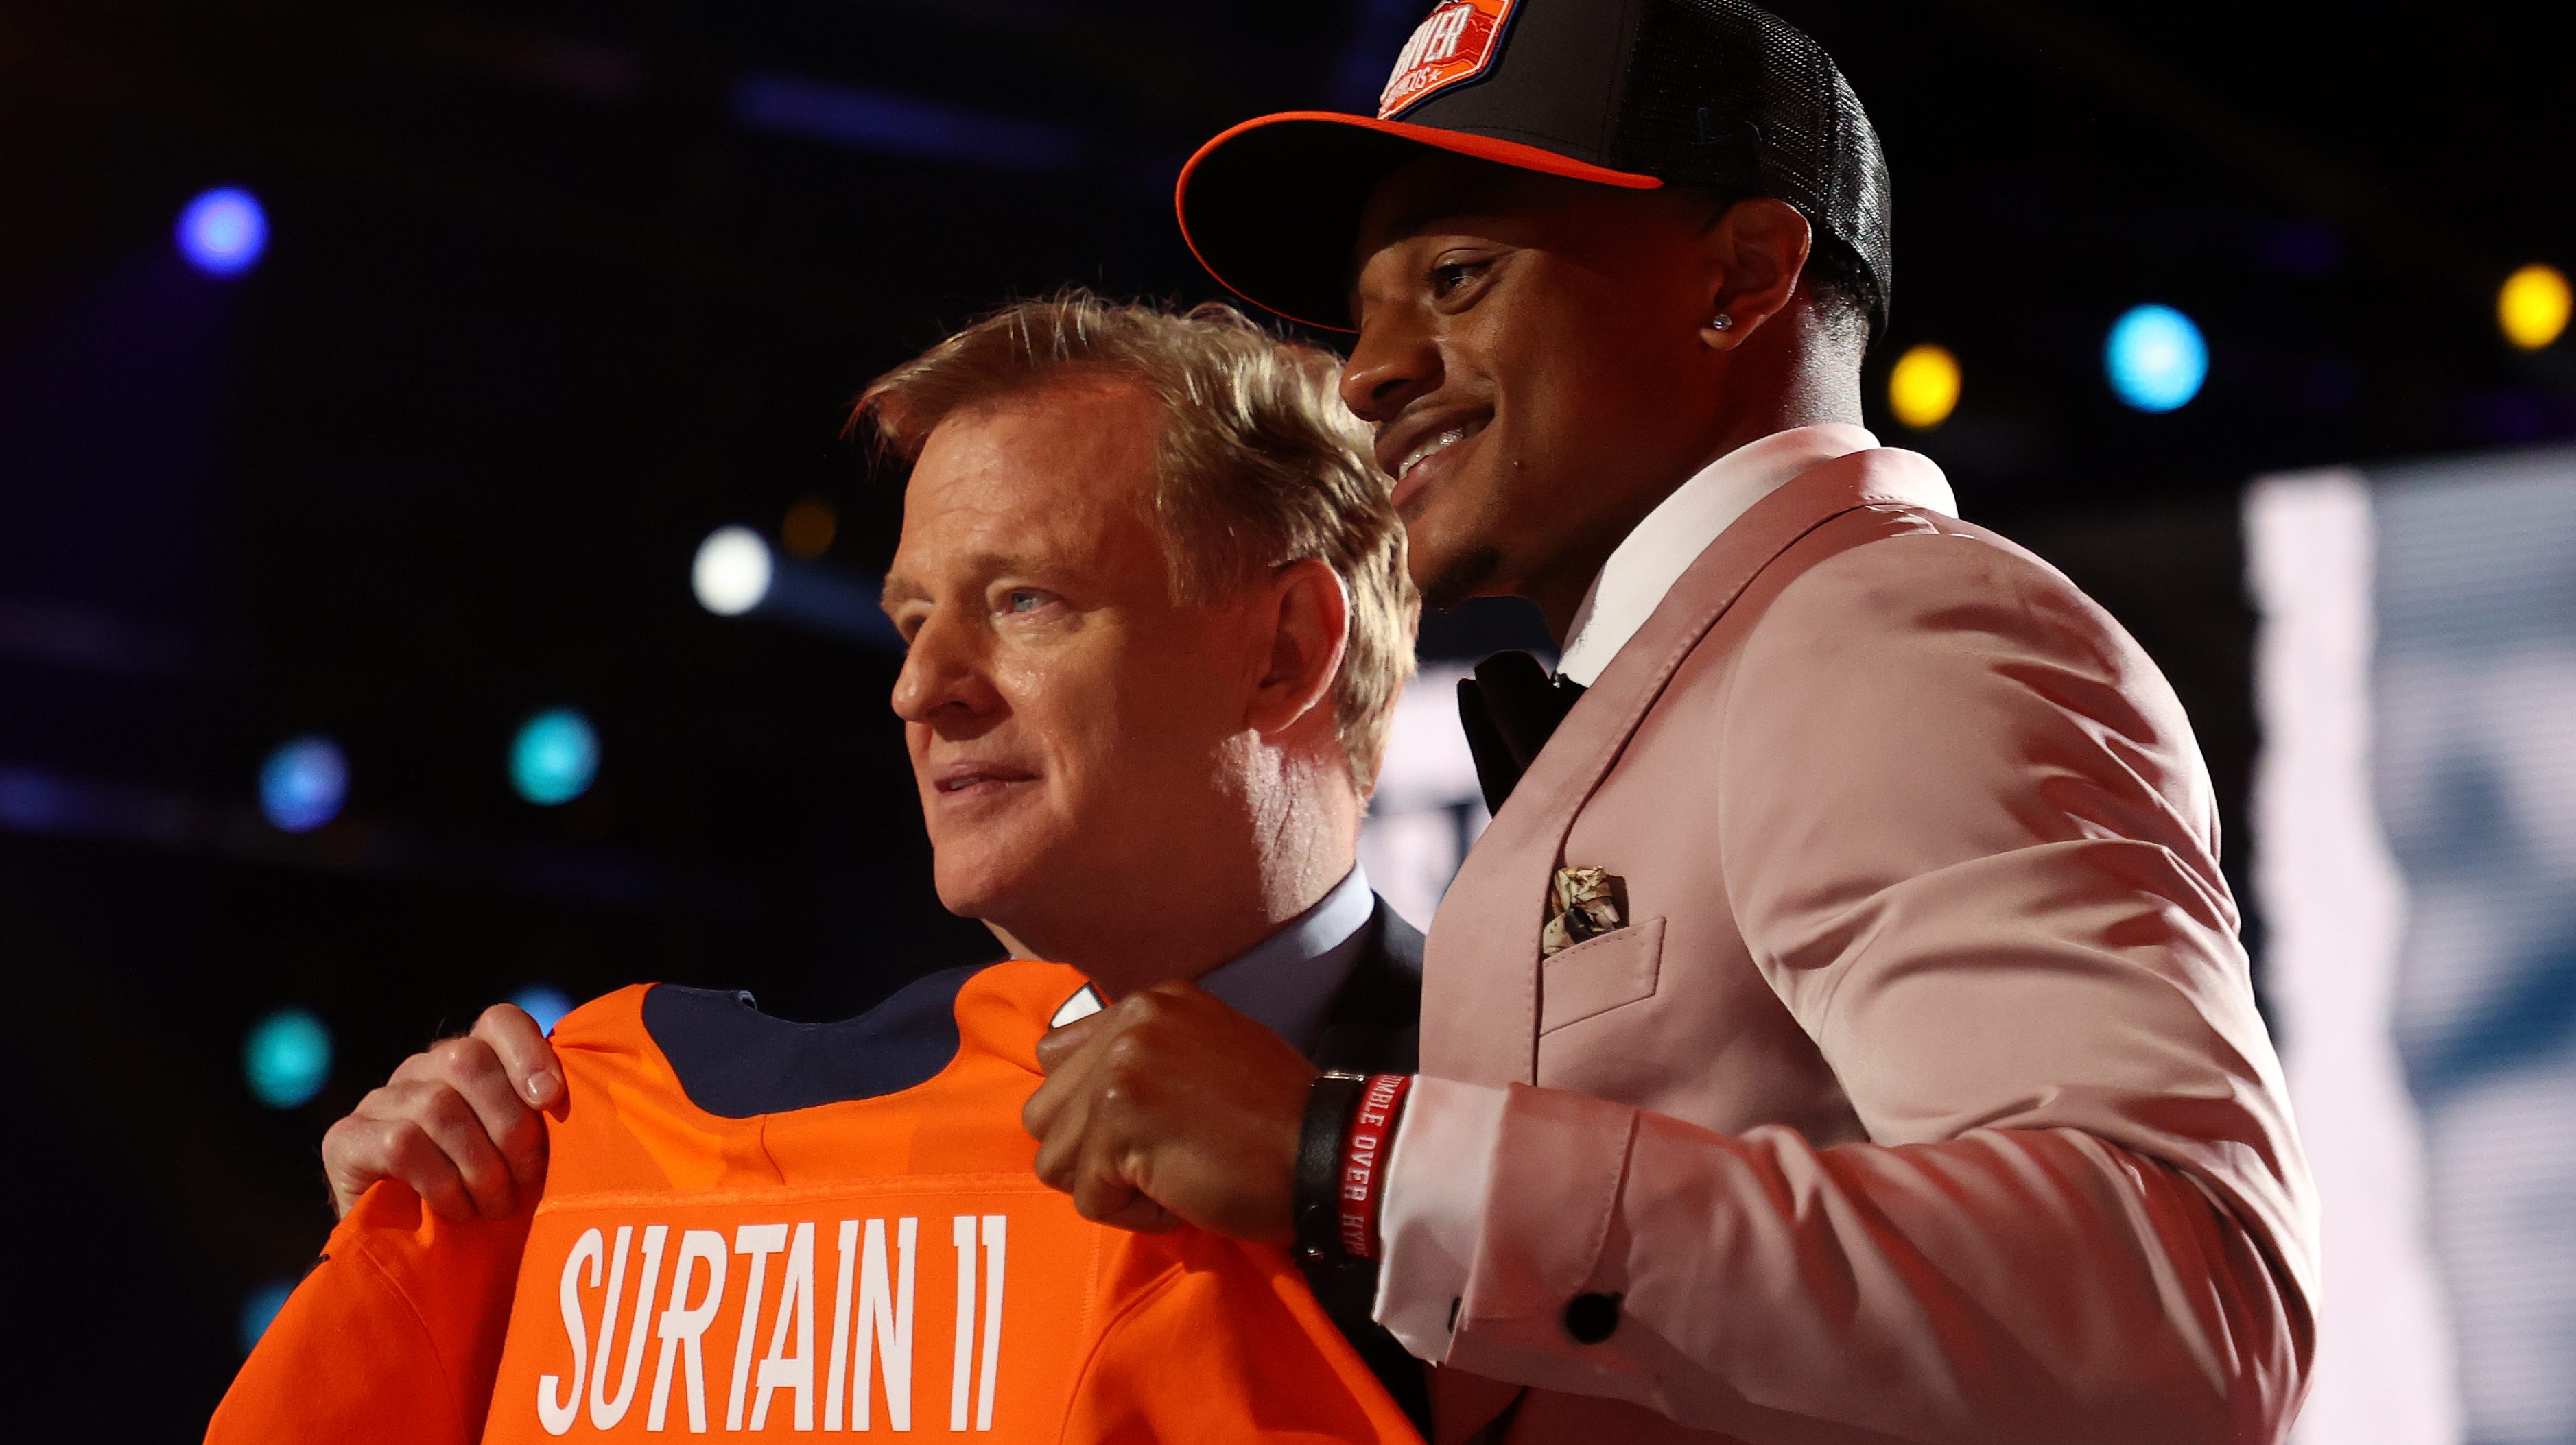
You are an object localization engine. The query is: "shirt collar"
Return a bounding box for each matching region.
[1194,865,1377,1056]
[1558,423,1926,686]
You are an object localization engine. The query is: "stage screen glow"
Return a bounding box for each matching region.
[2253,443,2576,1445]
[1358,662,1491,931]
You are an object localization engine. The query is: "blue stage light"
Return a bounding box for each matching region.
[2105,304,2208,413]
[511,708,600,806]
[259,735,348,833]
[239,1279,296,1355]
[178,187,268,276]
[244,1007,332,1109]
[512,985,575,1035]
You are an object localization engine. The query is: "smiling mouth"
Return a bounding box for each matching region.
[1387,416,1490,508]
[934,768,1035,797]
[1397,420,1484,481]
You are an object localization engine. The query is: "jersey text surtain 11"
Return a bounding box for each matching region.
[211,962,1421,1444]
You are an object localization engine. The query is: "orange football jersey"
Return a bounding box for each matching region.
[210,962,1421,1444]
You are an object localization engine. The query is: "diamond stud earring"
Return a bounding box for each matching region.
[1711,312,1736,332]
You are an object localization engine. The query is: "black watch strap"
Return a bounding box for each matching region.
[1295,1071,1367,1267]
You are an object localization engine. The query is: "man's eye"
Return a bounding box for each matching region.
[1003,589,1052,614]
[1429,260,1485,300]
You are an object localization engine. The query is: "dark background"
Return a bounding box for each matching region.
[1,0,2568,1433]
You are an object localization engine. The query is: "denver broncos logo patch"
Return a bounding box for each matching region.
[1378,0,1518,119]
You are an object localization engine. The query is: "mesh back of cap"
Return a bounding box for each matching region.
[1615,0,1893,337]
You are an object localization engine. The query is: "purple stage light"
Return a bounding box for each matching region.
[177,188,269,276]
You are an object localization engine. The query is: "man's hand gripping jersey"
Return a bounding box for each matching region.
[211,963,1419,1444]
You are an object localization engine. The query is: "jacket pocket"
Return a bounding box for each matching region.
[1539,916,1665,1034]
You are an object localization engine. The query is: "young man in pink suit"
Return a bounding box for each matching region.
[1029,2,2317,1442]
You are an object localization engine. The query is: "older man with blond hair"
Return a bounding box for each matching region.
[283,293,1435,1433]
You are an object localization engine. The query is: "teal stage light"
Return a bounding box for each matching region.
[2105,304,2208,413]
[239,1279,294,1354]
[510,707,600,806]
[244,1007,332,1108]
[512,985,575,1034]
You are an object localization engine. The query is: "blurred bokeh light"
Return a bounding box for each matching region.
[176,187,268,276]
[243,1008,332,1109]
[781,497,838,558]
[2499,263,2571,351]
[2106,304,2209,414]
[509,708,600,807]
[257,736,348,834]
[237,1280,294,1356]
[510,984,575,1034]
[692,526,774,616]
[1889,344,1962,430]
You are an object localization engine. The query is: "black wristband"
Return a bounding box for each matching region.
[1295,1071,1368,1266]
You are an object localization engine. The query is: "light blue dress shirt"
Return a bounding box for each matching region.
[1193,865,1377,1056]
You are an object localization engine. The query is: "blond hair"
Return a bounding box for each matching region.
[855,291,1418,792]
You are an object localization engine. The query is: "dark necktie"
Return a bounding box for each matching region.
[1456,651,1587,813]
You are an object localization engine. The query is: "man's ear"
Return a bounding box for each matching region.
[1248,558,1351,741]
[1698,197,1814,350]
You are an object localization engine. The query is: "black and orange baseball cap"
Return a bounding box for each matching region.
[1175,0,1893,337]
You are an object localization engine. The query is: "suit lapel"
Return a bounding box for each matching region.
[1421,447,1953,1087]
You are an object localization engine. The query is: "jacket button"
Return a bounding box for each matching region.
[1563,1292,1620,1344]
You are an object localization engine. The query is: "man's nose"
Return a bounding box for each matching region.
[890,613,999,727]
[1339,309,1441,425]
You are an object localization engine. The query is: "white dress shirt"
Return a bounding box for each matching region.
[1374,422,1955,1357]
[1555,422,1898,686]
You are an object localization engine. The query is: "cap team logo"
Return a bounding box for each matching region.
[1377,0,1517,119]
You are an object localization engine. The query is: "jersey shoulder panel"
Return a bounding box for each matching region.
[209,1184,528,1445]
[545,986,752,1195]
[548,983,654,1051]
[951,958,1096,1071]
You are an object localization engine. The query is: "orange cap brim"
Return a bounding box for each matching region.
[1174,110,1661,332]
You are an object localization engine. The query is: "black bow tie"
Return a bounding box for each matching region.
[1456,651,1587,813]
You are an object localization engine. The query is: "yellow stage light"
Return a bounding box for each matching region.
[2500,263,2571,351]
[1889,344,1961,430]
[781,496,838,558]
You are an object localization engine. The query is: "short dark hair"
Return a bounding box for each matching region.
[1675,186,1880,356]
[1802,235,1882,356]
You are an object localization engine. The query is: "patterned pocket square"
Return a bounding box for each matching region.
[1541,865,1626,957]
